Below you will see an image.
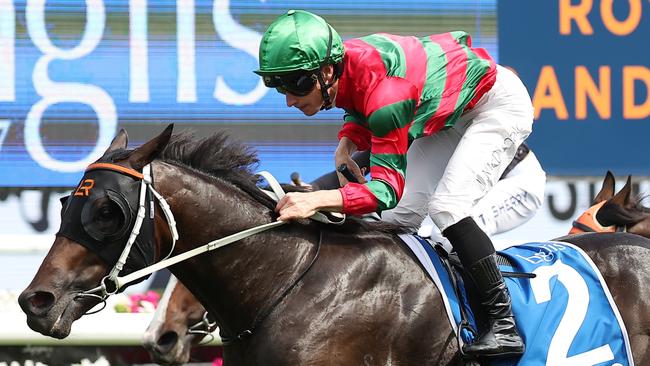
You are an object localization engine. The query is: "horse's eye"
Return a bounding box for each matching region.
[93,201,123,225]
[87,199,126,238]
[81,194,131,241]
[97,205,116,220]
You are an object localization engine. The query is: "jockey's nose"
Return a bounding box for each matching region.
[286,93,298,107]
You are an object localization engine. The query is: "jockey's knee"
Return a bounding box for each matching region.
[428,200,469,233]
[381,208,425,232]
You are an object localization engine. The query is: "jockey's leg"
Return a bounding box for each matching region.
[381,130,457,231]
[442,216,524,357]
[428,65,534,357]
[471,151,546,238]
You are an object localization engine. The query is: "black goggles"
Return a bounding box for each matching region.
[263,72,318,96]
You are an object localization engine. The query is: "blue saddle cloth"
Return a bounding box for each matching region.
[399,235,634,366]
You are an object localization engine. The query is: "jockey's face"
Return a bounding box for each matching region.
[284,65,337,116]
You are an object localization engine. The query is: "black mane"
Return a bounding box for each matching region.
[155,130,407,235]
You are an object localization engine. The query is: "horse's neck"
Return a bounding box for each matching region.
[153,161,316,333]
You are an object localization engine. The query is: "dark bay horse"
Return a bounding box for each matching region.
[142,276,216,365]
[18,126,650,365]
[147,170,650,365]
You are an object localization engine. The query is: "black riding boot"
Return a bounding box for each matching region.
[443,217,525,357]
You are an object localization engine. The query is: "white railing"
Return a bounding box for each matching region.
[1,234,55,254]
[0,311,221,346]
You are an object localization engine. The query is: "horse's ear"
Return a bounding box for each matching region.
[594,171,616,203]
[611,175,633,206]
[106,129,128,153]
[129,124,174,170]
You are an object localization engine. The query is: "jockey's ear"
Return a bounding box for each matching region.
[594,171,616,204]
[105,129,129,153]
[611,175,633,206]
[129,124,174,170]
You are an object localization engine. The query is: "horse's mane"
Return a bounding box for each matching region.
[154,130,408,235]
[598,194,650,227]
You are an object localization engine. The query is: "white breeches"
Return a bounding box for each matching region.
[382,65,542,234]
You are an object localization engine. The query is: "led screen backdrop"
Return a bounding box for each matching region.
[0,0,496,187]
[499,0,650,175]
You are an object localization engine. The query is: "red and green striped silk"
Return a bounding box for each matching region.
[336,31,496,215]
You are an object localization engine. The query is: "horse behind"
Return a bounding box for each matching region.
[142,275,216,365]
[18,126,650,365]
[570,171,650,237]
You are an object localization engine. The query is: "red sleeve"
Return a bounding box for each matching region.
[338,122,371,151]
[339,183,379,215]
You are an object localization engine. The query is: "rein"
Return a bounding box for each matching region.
[76,163,289,302]
[220,230,322,345]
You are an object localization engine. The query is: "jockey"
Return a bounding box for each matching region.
[256,10,540,357]
[307,144,546,244]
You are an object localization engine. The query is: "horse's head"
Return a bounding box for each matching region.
[18,125,173,338]
[571,171,650,238]
[142,276,214,365]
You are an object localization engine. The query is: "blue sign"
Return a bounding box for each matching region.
[0,1,497,187]
[499,0,650,175]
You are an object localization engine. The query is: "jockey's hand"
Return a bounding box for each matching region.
[335,137,367,187]
[334,154,367,187]
[276,190,343,221]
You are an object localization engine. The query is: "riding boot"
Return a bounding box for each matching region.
[442,217,525,357]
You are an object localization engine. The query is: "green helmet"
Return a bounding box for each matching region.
[255,10,344,75]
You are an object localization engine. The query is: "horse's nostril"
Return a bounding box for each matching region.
[19,291,55,316]
[156,331,179,354]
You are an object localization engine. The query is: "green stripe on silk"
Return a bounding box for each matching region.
[449,31,471,46]
[344,110,368,125]
[370,153,407,178]
[444,46,491,128]
[409,36,447,141]
[368,99,416,137]
[367,153,406,211]
[360,34,407,78]
[367,180,398,211]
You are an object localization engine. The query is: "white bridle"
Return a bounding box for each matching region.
[76,165,344,309]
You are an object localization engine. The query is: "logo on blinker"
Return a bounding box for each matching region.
[74,179,95,197]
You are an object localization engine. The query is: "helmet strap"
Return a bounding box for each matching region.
[317,72,335,110]
[318,24,336,111]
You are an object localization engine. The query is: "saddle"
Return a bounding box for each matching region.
[400,236,633,365]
